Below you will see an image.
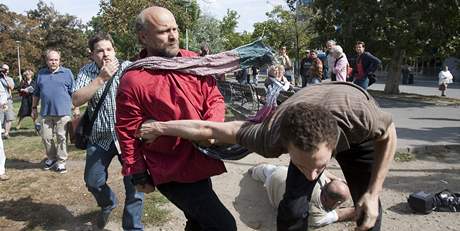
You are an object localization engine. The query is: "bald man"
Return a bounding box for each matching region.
[250,164,355,228]
[116,6,236,230]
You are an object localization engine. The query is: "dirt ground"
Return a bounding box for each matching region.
[154,147,460,231]
[1,143,459,231]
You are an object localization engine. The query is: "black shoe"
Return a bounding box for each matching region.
[434,190,460,212]
[96,209,112,229]
[43,159,57,170]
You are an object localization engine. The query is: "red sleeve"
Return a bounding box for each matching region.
[116,72,147,176]
[202,76,225,122]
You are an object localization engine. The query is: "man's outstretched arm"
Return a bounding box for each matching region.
[136,120,246,144]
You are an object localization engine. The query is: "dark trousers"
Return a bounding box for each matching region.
[157,178,236,231]
[331,73,337,81]
[277,140,382,231]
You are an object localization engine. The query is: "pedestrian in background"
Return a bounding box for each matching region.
[331,45,349,82]
[326,40,337,81]
[352,41,381,90]
[0,68,10,181]
[438,65,454,96]
[32,49,75,173]
[17,69,35,130]
[308,50,323,85]
[0,64,15,139]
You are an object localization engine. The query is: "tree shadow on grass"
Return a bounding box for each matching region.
[9,129,38,138]
[0,196,98,231]
[5,158,42,170]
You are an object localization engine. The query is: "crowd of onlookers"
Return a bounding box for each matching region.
[235,39,383,93]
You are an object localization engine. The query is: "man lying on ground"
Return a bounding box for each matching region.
[250,164,355,228]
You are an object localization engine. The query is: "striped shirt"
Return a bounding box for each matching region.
[236,82,393,157]
[73,60,131,152]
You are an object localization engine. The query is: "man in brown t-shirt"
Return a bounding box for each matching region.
[136,82,397,231]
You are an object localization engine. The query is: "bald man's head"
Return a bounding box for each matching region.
[136,6,180,57]
[322,179,350,210]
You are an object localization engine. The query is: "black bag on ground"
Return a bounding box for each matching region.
[408,191,435,214]
[74,78,114,150]
[408,189,460,214]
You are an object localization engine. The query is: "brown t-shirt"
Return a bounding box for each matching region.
[236,82,393,158]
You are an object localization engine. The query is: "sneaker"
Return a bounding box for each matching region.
[55,163,67,174]
[0,174,9,181]
[96,209,112,229]
[43,159,57,170]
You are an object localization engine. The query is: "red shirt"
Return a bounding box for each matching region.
[116,49,226,185]
[355,55,365,80]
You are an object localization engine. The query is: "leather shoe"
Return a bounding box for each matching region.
[96,209,112,229]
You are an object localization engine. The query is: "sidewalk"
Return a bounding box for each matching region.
[370,78,460,99]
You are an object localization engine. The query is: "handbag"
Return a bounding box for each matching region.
[74,78,114,150]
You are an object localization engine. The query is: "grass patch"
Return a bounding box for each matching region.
[394,151,416,162]
[1,97,172,229]
[142,191,171,225]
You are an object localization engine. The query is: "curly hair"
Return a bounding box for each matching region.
[280,102,338,153]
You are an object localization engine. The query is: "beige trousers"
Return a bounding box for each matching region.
[40,116,71,164]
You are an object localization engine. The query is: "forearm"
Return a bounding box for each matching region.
[72,77,105,106]
[336,207,355,222]
[367,123,397,195]
[156,120,244,144]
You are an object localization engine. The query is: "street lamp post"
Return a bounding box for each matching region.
[16,40,22,82]
[185,6,189,50]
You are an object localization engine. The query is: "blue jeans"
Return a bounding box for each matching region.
[353,78,369,90]
[84,142,144,231]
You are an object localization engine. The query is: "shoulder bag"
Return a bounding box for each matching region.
[74,78,114,150]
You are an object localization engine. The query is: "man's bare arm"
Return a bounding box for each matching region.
[137,120,246,144]
[355,122,397,230]
[337,207,355,222]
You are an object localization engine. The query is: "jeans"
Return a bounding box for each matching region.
[157,178,236,231]
[354,78,370,90]
[84,142,144,231]
[277,140,382,231]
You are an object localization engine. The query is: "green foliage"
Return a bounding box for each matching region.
[189,15,225,52]
[0,1,88,76]
[252,5,313,61]
[27,0,88,74]
[308,0,460,94]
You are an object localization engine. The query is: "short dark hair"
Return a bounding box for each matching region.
[356,41,365,47]
[88,32,114,52]
[280,103,338,153]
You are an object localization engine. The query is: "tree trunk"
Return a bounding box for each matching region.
[384,49,405,94]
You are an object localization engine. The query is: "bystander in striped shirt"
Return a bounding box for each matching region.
[73,59,131,152]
